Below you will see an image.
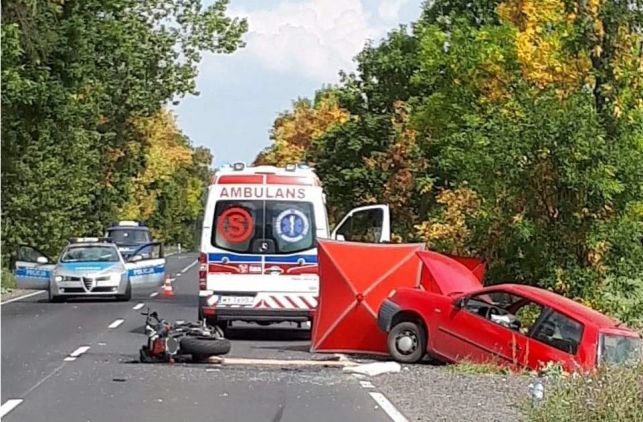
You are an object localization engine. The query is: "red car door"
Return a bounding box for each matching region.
[433,292,531,367]
[519,308,586,371]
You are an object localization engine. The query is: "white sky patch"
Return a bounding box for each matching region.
[378,0,411,21]
[229,0,380,81]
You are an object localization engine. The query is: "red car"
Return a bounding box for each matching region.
[377,283,642,372]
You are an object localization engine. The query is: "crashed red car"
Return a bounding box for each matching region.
[377,254,642,372]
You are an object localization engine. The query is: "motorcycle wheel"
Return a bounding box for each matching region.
[180,336,231,362]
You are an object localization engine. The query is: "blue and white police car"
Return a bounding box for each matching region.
[15,238,165,302]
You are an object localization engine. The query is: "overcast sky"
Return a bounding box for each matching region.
[174,0,423,167]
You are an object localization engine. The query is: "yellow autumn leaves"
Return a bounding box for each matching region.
[119,110,194,223]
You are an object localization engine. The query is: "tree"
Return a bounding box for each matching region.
[254,92,349,166]
[2,0,246,261]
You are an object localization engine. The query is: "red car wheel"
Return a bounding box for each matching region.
[387,321,426,363]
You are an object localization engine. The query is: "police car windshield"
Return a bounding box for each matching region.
[213,200,315,255]
[107,229,151,244]
[61,246,120,262]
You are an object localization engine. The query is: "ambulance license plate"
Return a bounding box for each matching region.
[218,296,254,306]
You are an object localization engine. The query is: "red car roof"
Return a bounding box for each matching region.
[493,284,620,329]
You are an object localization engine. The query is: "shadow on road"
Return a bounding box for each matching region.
[225,326,311,342]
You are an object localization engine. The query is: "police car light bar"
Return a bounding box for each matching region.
[285,163,297,171]
[232,162,245,171]
[117,220,139,226]
[69,237,113,243]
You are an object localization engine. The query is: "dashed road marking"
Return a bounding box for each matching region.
[133,303,144,310]
[64,357,76,362]
[0,399,24,418]
[108,319,124,329]
[369,392,408,422]
[69,346,90,357]
[176,273,182,276]
[150,292,159,298]
[180,259,198,274]
[359,381,375,388]
[1,290,45,305]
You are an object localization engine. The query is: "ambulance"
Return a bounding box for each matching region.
[198,162,390,328]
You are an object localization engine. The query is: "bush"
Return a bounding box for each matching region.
[1,267,17,293]
[522,363,643,422]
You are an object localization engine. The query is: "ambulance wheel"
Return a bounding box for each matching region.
[387,321,426,364]
[116,282,131,301]
[206,317,229,334]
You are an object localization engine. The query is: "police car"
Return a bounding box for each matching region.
[105,221,153,259]
[15,238,166,302]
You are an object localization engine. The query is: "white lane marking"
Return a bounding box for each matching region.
[369,392,408,422]
[1,290,45,305]
[69,346,90,357]
[133,303,144,310]
[180,259,198,274]
[108,319,124,329]
[0,399,24,418]
[359,381,375,388]
[150,292,159,298]
[176,273,182,276]
[64,357,76,362]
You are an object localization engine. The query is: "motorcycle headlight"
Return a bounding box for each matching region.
[54,275,63,282]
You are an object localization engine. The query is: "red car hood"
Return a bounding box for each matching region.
[417,251,483,296]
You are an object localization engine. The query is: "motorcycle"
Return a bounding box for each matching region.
[139,308,231,363]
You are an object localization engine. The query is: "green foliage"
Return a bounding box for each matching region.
[522,363,643,422]
[265,0,643,325]
[1,0,245,263]
[1,268,17,293]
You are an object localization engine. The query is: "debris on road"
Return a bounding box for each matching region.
[343,361,401,377]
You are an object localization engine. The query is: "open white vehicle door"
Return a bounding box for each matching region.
[15,245,55,290]
[331,204,391,243]
[125,242,166,288]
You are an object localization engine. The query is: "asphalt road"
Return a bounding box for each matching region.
[1,253,398,422]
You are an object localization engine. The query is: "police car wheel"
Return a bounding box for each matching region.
[116,282,131,302]
[48,285,63,303]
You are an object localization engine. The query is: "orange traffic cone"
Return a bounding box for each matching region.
[161,275,174,298]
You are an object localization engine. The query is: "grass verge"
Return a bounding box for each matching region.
[522,363,643,421]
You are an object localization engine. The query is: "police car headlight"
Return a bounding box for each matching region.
[110,273,122,283]
[54,275,63,283]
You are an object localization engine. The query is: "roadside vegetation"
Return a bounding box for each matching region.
[522,362,643,421]
[255,1,643,327]
[1,0,248,265]
[1,267,17,293]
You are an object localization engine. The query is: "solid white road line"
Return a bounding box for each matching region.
[150,292,159,298]
[369,392,408,422]
[180,259,198,274]
[133,303,144,310]
[0,290,45,305]
[108,319,124,329]
[0,399,24,418]
[69,346,90,357]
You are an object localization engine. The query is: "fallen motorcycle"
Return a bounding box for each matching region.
[139,308,231,363]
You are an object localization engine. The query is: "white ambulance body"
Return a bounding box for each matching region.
[198,163,390,327]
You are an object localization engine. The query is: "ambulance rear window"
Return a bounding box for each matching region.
[212,200,316,255]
